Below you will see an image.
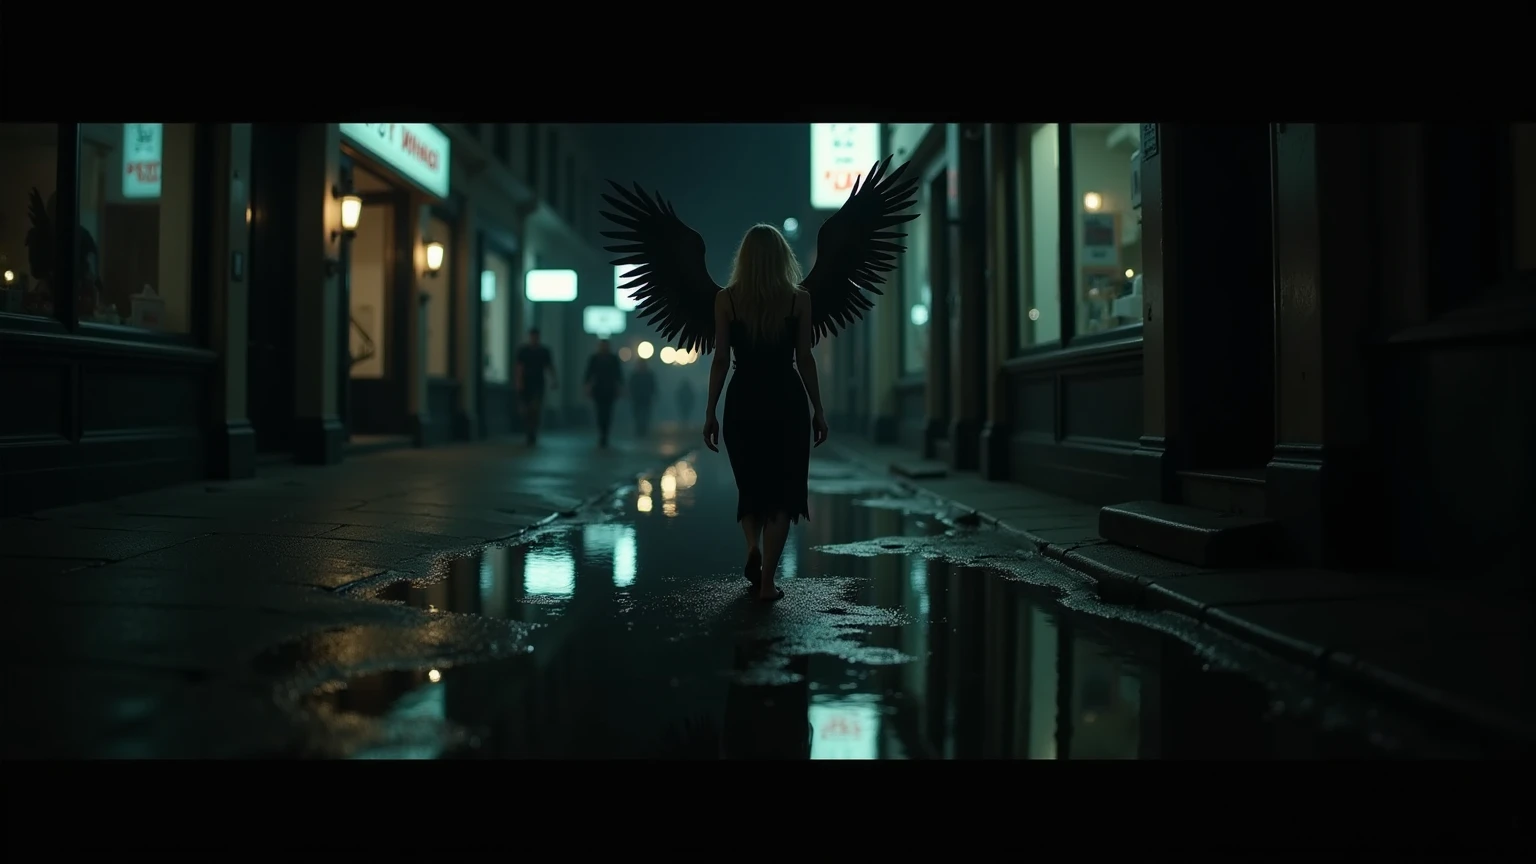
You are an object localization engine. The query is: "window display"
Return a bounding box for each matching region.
[77,123,195,332]
[1016,123,1062,349]
[0,124,61,319]
[1070,124,1145,338]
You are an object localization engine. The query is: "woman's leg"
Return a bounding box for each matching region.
[740,516,761,554]
[758,512,792,598]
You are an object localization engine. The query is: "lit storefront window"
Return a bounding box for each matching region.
[77,123,196,332]
[1070,123,1145,338]
[901,207,930,374]
[1017,123,1062,349]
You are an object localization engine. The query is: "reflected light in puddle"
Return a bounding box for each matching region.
[908,556,929,617]
[583,524,638,587]
[427,669,442,683]
[525,546,577,596]
[781,535,797,579]
[661,472,678,499]
[808,700,881,760]
[638,478,653,496]
[663,500,678,517]
[637,494,653,513]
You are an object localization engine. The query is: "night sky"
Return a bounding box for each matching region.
[586,124,810,283]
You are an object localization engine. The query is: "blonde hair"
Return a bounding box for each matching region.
[726,223,803,344]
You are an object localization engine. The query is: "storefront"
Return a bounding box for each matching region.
[0,122,229,514]
[335,123,455,448]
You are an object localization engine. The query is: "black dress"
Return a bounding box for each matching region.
[723,305,811,525]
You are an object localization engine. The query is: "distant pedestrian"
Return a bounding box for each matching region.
[629,358,656,436]
[584,339,623,448]
[515,327,558,446]
[676,378,696,426]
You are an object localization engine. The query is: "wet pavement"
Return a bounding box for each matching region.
[3,429,1503,759]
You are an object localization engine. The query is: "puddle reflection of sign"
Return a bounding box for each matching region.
[809,703,880,760]
[810,124,880,210]
[122,123,163,199]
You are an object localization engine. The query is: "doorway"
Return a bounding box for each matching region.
[337,159,416,445]
[1172,125,1276,515]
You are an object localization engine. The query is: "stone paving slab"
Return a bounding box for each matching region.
[831,438,1534,751]
[1,432,685,758]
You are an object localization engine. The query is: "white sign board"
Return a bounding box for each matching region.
[526,268,578,303]
[122,123,163,199]
[810,123,881,210]
[339,123,451,199]
[480,270,497,302]
[614,264,641,312]
[583,305,627,336]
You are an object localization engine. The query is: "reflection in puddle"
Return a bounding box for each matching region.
[809,698,881,760]
[287,450,1445,760]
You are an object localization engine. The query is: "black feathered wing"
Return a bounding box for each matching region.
[600,182,722,355]
[800,156,920,343]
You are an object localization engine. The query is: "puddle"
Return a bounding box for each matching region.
[273,451,1474,759]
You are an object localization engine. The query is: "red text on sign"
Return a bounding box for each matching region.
[126,161,161,183]
[824,170,863,192]
[402,130,440,172]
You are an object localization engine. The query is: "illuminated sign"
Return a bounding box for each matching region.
[339,123,451,199]
[614,264,641,312]
[525,268,578,303]
[808,701,880,760]
[480,270,496,302]
[810,123,880,210]
[122,123,163,199]
[583,305,627,336]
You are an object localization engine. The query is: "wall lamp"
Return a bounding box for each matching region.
[425,241,446,278]
[332,186,362,241]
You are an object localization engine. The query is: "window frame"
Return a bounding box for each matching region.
[1,123,208,348]
[1008,123,1146,359]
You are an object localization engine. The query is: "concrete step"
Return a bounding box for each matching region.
[1099,499,1282,568]
[1178,468,1267,516]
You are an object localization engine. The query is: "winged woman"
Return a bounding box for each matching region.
[601,157,918,602]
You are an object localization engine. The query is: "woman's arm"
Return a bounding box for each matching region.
[705,292,732,418]
[794,292,828,433]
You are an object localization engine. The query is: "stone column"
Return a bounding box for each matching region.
[207,123,255,479]
[452,202,478,440]
[1129,123,1178,500]
[292,123,345,465]
[408,194,434,446]
[1267,123,1375,566]
[948,122,988,470]
[980,123,1014,480]
[867,237,902,444]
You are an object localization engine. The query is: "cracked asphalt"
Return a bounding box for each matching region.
[0,429,1480,759]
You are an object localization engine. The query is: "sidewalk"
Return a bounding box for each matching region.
[831,438,1533,755]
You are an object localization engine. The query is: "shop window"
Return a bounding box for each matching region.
[482,249,514,383]
[426,215,454,378]
[1015,123,1063,349]
[1070,124,1144,338]
[901,203,930,375]
[0,124,60,320]
[77,123,195,332]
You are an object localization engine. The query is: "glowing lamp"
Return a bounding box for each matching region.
[425,241,446,277]
[340,195,363,235]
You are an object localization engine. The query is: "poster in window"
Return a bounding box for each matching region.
[1081,212,1119,268]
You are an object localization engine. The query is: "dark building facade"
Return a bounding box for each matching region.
[0,122,606,516]
[843,122,1534,588]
